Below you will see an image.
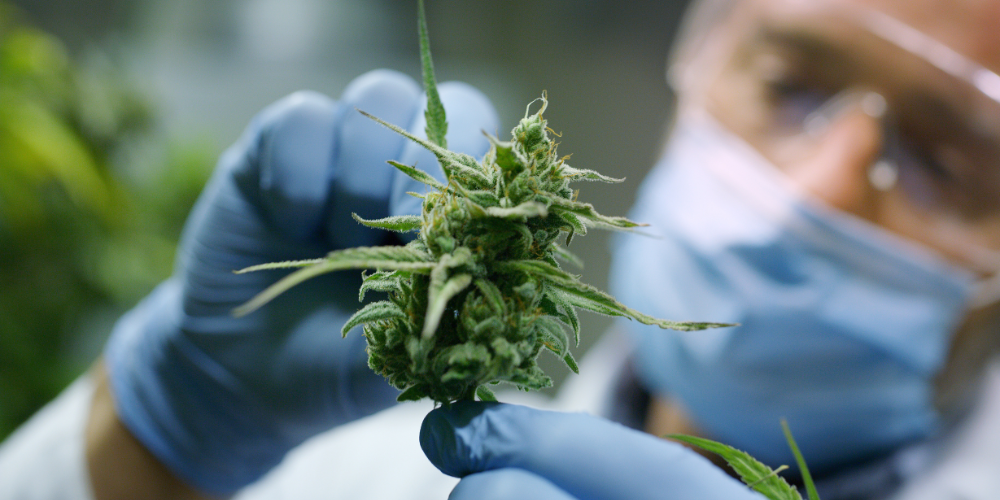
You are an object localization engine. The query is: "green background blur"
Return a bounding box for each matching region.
[1,0,690,440]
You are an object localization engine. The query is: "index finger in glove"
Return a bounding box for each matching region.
[227,69,423,246]
[246,74,500,248]
[420,402,765,500]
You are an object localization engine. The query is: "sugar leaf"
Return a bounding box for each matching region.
[387,160,445,191]
[475,385,498,402]
[352,213,422,232]
[559,164,625,183]
[562,350,579,374]
[341,301,407,337]
[359,270,402,301]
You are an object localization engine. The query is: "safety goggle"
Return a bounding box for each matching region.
[670,0,1000,295]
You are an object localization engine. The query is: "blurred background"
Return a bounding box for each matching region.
[0,0,692,440]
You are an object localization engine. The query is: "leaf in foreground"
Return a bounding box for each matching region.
[782,419,820,500]
[667,434,802,500]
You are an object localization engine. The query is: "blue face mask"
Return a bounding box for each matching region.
[611,110,988,473]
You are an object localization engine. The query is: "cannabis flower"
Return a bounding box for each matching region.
[234,0,724,404]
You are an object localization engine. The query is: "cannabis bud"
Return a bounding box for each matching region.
[234,0,725,404]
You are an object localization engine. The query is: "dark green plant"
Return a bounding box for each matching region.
[235,0,726,404]
[0,2,213,440]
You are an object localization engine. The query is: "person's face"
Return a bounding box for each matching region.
[690,0,1000,413]
[697,0,1000,265]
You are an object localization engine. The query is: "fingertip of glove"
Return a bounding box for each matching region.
[340,69,422,112]
[436,81,501,137]
[259,90,339,142]
[420,401,500,477]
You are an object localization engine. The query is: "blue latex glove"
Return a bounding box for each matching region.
[421,402,767,500]
[103,69,499,495]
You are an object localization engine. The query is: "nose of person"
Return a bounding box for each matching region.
[785,107,884,221]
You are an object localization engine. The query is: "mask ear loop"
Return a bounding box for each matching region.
[956,241,1000,309]
[971,274,1000,309]
[912,222,1000,309]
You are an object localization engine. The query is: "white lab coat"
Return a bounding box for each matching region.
[3,330,1000,499]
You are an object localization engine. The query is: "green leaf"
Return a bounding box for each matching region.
[475,385,498,402]
[437,343,491,382]
[535,269,734,331]
[668,434,802,500]
[782,420,820,500]
[551,243,583,269]
[417,0,447,148]
[352,213,422,232]
[547,196,645,230]
[508,364,553,391]
[423,273,473,337]
[559,212,587,236]
[341,300,407,337]
[397,385,426,402]
[486,135,526,173]
[510,222,535,255]
[233,245,435,317]
[502,259,578,283]
[441,156,491,187]
[538,294,577,344]
[535,316,569,356]
[387,160,445,191]
[327,244,435,264]
[234,258,326,274]
[473,317,505,337]
[559,164,625,183]
[359,270,402,301]
[561,302,580,346]
[474,278,507,316]
[549,286,628,318]
[453,184,501,208]
[562,350,579,374]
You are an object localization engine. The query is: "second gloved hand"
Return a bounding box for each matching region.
[103,70,498,495]
[420,402,766,500]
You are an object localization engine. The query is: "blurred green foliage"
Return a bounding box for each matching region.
[0,3,213,439]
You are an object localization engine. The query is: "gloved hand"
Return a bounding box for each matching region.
[421,402,767,500]
[103,69,499,495]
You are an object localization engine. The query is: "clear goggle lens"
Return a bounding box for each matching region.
[680,2,1000,280]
